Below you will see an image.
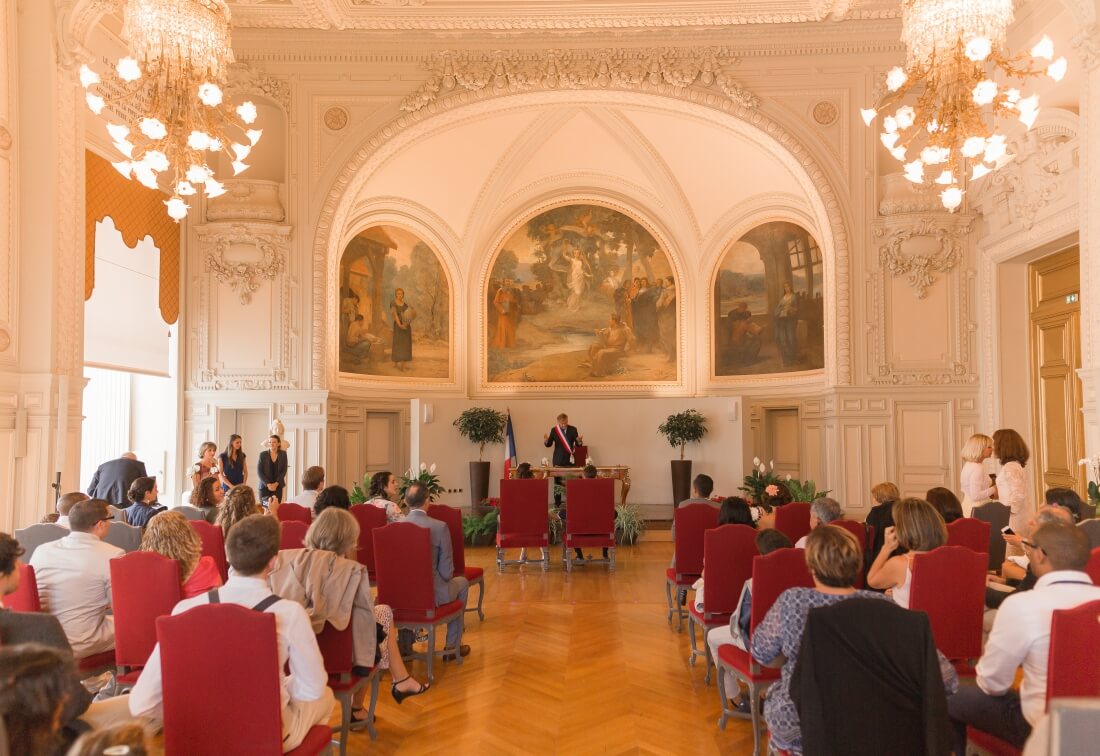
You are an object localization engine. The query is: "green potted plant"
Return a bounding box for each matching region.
[462,506,498,547]
[657,409,708,508]
[784,476,831,503]
[453,408,507,509]
[740,456,781,506]
[615,502,647,545]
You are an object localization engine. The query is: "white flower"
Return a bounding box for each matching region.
[769,460,774,470]
[753,456,761,466]
[420,462,427,471]
[885,66,907,92]
[786,474,793,481]
[429,463,437,474]
[541,457,549,467]
[758,463,766,474]
[585,457,594,465]
[210,466,219,474]
[404,469,411,477]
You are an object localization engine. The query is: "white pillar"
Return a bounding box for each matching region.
[1076,24,1100,459]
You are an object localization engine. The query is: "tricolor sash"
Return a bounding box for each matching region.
[554,424,575,464]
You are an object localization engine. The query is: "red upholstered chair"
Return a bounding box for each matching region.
[946,517,991,555]
[280,520,308,550]
[350,505,388,585]
[7,562,41,612]
[774,502,812,544]
[428,504,485,621]
[156,603,331,756]
[317,621,382,754]
[110,551,181,690]
[189,520,228,582]
[830,520,869,588]
[563,478,616,572]
[497,478,550,571]
[973,500,1011,570]
[688,524,756,683]
[278,502,313,525]
[910,545,986,676]
[1086,546,1100,585]
[716,547,814,756]
[666,503,719,631]
[373,522,464,682]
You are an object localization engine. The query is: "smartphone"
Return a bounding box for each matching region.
[1001,526,1015,535]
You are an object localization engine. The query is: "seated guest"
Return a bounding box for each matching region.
[578,463,609,561]
[365,472,403,522]
[1043,487,1083,523]
[751,526,958,755]
[670,474,718,569]
[296,466,325,512]
[948,522,1100,754]
[865,481,901,558]
[313,485,352,518]
[141,511,223,599]
[0,644,80,754]
[926,487,964,524]
[867,497,947,608]
[41,491,90,527]
[218,484,276,538]
[129,515,335,752]
[794,497,843,548]
[0,532,22,605]
[719,497,757,528]
[188,475,224,524]
[68,722,151,756]
[29,500,123,657]
[404,482,469,659]
[515,462,534,479]
[123,477,166,529]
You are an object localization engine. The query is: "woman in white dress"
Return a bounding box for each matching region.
[992,428,1032,536]
[959,433,997,516]
[566,248,591,312]
[366,470,404,522]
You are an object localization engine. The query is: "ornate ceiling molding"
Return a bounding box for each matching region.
[227,62,294,113]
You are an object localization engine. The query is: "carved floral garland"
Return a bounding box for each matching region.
[874,217,972,299]
[203,225,288,305]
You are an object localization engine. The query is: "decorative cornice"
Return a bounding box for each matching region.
[197,223,291,305]
[1073,25,1100,72]
[227,62,293,113]
[872,215,974,299]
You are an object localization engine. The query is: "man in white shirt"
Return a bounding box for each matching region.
[794,497,843,548]
[29,499,123,658]
[129,514,334,752]
[295,465,325,513]
[947,522,1100,754]
[50,491,90,529]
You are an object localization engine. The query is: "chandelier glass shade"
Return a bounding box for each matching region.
[862,0,1066,211]
[80,0,260,221]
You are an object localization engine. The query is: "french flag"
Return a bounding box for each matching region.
[503,411,518,479]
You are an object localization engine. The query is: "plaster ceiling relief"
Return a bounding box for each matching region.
[765,90,850,177]
[312,97,402,181]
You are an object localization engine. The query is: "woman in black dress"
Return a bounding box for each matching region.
[390,288,412,371]
[257,434,288,504]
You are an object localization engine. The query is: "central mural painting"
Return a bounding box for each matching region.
[486,204,679,384]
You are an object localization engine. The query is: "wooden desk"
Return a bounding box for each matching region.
[510,466,632,507]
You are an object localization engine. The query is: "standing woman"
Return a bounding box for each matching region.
[218,434,247,492]
[257,434,288,505]
[189,442,219,490]
[992,428,1031,535]
[390,288,413,371]
[774,281,798,366]
[959,433,997,516]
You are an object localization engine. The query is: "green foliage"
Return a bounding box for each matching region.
[462,508,499,543]
[614,503,647,544]
[657,410,708,460]
[784,478,831,503]
[548,507,563,544]
[1089,480,1100,504]
[453,408,508,461]
[399,464,444,503]
[739,459,781,505]
[349,474,368,505]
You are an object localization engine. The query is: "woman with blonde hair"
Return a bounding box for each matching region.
[217,484,278,538]
[992,428,1032,535]
[960,433,997,516]
[141,511,223,598]
[867,497,948,608]
[864,481,901,560]
[189,441,219,489]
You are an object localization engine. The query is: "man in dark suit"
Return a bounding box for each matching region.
[403,482,469,659]
[543,412,582,507]
[86,452,147,507]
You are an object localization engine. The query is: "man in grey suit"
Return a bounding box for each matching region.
[404,482,470,659]
[87,452,147,507]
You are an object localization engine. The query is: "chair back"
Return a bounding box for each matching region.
[110,552,181,671]
[1046,599,1100,706]
[1078,519,1100,550]
[945,518,990,554]
[350,504,388,577]
[7,562,41,612]
[277,502,313,525]
[103,521,143,552]
[909,545,986,661]
[749,547,814,634]
[316,620,355,677]
[373,522,437,615]
[188,520,228,582]
[830,520,869,553]
[672,503,720,579]
[564,478,616,537]
[498,478,550,543]
[775,502,812,544]
[1086,547,1100,585]
[427,504,466,574]
[701,525,757,620]
[157,603,284,755]
[173,505,207,521]
[13,523,67,561]
[279,520,308,550]
[972,500,1011,570]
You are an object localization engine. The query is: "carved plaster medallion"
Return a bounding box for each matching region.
[873,215,973,298]
[199,223,291,305]
[323,107,349,131]
[812,100,838,126]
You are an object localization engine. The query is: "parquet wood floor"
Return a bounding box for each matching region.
[338,541,759,755]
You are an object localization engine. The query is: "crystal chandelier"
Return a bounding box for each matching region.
[79,0,261,221]
[862,0,1067,211]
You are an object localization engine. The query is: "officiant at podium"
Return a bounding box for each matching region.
[544,413,582,507]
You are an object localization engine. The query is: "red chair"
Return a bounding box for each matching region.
[7,562,41,612]
[666,503,720,631]
[563,478,616,572]
[317,621,382,754]
[349,505,388,584]
[280,520,308,550]
[278,502,313,525]
[428,504,485,621]
[716,547,814,756]
[110,552,181,689]
[909,545,986,676]
[946,517,991,555]
[688,524,756,682]
[1086,546,1100,585]
[774,502,812,544]
[373,522,464,682]
[497,478,550,571]
[156,603,331,756]
[830,520,869,588]
[189,520,228,582]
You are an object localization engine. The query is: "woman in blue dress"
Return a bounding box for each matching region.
[218,434,247,492]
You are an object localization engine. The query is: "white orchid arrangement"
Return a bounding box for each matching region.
[739,455,782,504]
[399,462,444,502]
[1078,455,1100,503]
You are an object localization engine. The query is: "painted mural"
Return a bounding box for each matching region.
[713,221,825,376]
[486,204,678,384]
[338,225,451,379]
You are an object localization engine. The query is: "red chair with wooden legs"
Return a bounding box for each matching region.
[110,551,181,690]
[7,562,41,612]
[280,520,308,550]
[830,520,869,588]
[563,478,616,572]
[277,502,313,525]
[373,522,464,682]
[350,504,388,585]
[774,502,812,544]
[156,603,332,756]
[428,504,485,620]
[946,517,991,555]
[317,620,382,754]
[666,503,719,631]
[1085,546,1100,584]
[688,524,756,683]
[189,520,228,582]
[909,545,986,676]
[716,547,814,756]
[497,478,550,571]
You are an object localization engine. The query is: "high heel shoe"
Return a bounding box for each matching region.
[391,676,429,704]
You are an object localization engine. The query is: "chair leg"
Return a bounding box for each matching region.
[716,665,729,730]
[610,546,616,573]
[566,542,572,573]
[703,632,714,685]
[332,690,351,756]
[496,547,503,572]
[542,547,550,571]
[426,626,436,683]
[748,682,762,756]
[677,589,687,632]
[665,579,674,623]
[687,614,700,666]
[366,671,380,741]
[475,578,485,621]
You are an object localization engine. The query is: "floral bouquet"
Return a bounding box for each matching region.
[739,456,781,505]
[189,463,218,477]
[399,462,445,502]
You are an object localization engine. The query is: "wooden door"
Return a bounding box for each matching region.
[765,408,801,482]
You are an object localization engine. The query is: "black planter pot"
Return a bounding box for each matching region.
[671,459,693,508]
[469,460,491,509]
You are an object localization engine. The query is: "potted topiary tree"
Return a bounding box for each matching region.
[657,409,708,509]
[453,407,507,509]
